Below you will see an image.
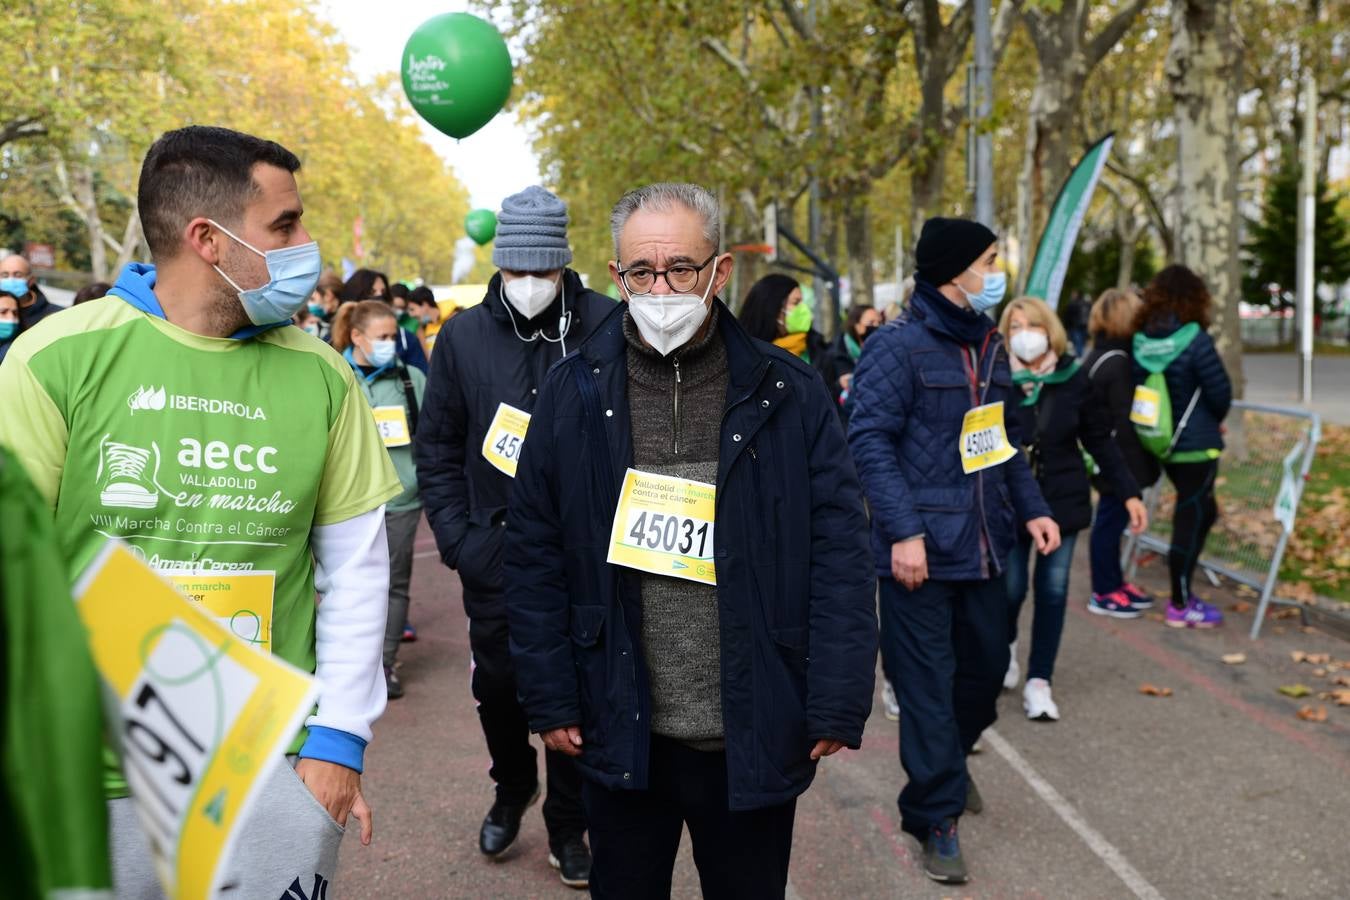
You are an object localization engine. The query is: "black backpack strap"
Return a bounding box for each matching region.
[1087,349,1127,381]
[396,364,419,436]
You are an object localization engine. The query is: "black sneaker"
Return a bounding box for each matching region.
[479,786,540,857]
[548,838,592,889]
[965,777,983,815]
[385,665,404,700]
[923,818,968,884]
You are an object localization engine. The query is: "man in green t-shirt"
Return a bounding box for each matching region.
[0,126,401,898]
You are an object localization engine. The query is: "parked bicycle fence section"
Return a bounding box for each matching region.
[1122,401,1322,639]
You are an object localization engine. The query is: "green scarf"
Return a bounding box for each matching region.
[1012,358,1081,406]
[844,333,862,361]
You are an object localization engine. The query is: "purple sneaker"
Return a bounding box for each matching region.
[1088,590,1143,619]
[1165,596,1223,629]
[1121,582,1154,610]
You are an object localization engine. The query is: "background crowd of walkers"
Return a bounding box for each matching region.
[1,125,1235,899]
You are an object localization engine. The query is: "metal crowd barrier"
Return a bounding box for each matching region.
[1122,400,1322,639]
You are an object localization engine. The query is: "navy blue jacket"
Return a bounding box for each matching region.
[1134,318,1232,454]
[847,281,1051,581]
[415,270,614,619]
[504,301,877,811]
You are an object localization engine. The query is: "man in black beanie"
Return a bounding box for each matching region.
[847,217,1059,883]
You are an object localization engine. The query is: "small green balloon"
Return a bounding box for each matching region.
[401,13,513,140]
[465,208,498,246]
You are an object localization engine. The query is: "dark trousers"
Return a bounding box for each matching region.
[1164,460,1219,606]
[879,576,1007,839]
[582,735,796,900]
[382,507,422,668]
[467,610,586,847]
[1005,531,1080,683]
[1089,492,1131,596]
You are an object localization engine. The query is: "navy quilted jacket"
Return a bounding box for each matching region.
[1134,318,1232,454]
[848,282,1051,581]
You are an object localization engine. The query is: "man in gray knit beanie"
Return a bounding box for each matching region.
[415,184,617,888]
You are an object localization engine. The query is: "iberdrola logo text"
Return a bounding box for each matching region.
[128,385,267,421]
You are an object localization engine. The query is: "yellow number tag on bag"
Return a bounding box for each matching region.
[1130,385,1161,428]
[372,405,410,447]
[482,402,532,478]
[74,542,315,900]
[167,572,276,651]
[607,468,717,585]
[959,401,1017,474]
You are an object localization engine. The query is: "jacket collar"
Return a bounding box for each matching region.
[581,298,771,391]
[108,262,289,341]
[910,278,996,347]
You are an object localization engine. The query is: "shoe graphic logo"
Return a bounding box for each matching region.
[128,385,167,414]
[97,434,162,509]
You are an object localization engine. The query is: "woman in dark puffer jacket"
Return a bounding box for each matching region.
[1131,265,1232,629]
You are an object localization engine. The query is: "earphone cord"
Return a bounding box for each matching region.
[499,279,571,356]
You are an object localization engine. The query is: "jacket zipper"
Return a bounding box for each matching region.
[672,357,682,456]
[967,345,993,577]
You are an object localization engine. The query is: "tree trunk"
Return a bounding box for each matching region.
[1015,62,1081,290]
[843,193,875,310]
[1167,0,1245,399]
[57,158,110,280]
[908,150,946,277]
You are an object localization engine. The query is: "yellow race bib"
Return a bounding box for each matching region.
[959,401,1017,474]
[1130,385,1161,428]
[606,468,717,585]
[74,542,315,900]
[372,405,411,448]
[482,402,532,478]
[168,571,276,651]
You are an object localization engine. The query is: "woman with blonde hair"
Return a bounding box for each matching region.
[997,296,1146,721]
[1083,288,1161,616]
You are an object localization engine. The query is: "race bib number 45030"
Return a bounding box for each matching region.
[481,402,532,478]
[606,468,717,585]
[959,401,1017,474]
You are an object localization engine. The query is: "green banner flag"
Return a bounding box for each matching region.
[1025,133,1115,310]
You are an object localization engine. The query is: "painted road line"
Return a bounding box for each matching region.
[414,549,440,559]
[984,727,1165,900]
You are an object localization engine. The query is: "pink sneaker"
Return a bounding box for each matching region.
[1088,590,1142,619]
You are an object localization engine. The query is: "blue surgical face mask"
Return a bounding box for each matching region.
[367,338,397,367]
[0,320,16,340]
[302,322,321,337]
[209,219,323,326]
[307,302,326,318]
[958,268,1007,313]
[0,277,29,297]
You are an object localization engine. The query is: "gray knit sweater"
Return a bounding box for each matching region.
[623,308,727,749]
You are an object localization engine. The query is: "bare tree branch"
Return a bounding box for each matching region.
[0,117,47,148]
[1086,0,1147,69]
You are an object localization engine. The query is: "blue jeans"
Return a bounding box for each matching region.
[1089,493,1131,596]
[879,576,1008,838]
[1005,531,1079,684]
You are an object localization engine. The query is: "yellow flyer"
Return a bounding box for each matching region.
[74,541,316,900]
[481,402,532,478]
[372,405,411,447]
[1130,385,1162,428]
[606,468,717,585]
[168,571,275,651]
[959,401,1017,474]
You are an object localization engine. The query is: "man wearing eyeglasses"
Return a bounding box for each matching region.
[416,185,612,888]
[504,182,877,898]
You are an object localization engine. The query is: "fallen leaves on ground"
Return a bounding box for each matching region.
[1291,650,1332,665]
[1222,653,1247,665]
[1230,601,1254,613]
[1333,675,1350,687]
[1273,607,1303,620]
[1277,684,1312,698]
[1139,684,1173,697]
[1317,689,1350,706]
[1296,705,1328,722]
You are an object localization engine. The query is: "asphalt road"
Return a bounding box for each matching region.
[337,523,1350,898]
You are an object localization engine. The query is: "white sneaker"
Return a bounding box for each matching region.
[1023,678,1060,722]
[882,680,900,721]
[1003,642,1020,690]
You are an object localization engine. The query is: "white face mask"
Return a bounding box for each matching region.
[1009,329,1049,363]
[624,258,719,357]
[502,273,560,319]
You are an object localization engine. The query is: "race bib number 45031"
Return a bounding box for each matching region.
[959,401,1017,474]
[606,468,717,585]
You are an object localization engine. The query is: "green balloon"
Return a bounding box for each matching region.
[401,13,513,140]
[465,208,497,246]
